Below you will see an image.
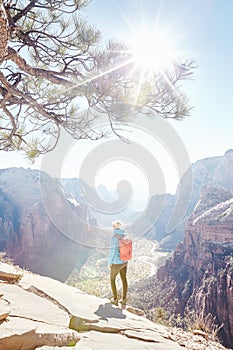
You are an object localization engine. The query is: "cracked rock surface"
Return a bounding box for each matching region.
[0,261,228,350]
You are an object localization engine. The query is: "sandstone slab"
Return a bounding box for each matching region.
[0,261,22,282]
[37,329,184,350]
[0,283,69,326]
[20,272,163,333]
[0,300,10,322]
[0,261,20,275]
[0,317,79,350]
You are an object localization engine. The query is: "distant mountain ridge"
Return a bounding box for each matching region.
[143,149,233,250]
[60,179,137,227]
[0,149,233,278]
[56,150,233,248]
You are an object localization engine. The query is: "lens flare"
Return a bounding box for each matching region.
[131,30,174,71]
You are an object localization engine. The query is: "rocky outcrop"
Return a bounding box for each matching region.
[145,149,233,250]
[0,188,19,251]
[157,187,233,348]
[0,168,94,281]
[0,261,228,350]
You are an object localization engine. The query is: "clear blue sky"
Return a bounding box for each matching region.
[0,0,233,188]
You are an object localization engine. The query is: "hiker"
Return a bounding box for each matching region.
[108,220,128,306]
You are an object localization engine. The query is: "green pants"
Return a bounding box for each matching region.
[110,263,128,300]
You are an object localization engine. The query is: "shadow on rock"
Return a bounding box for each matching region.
[94,303,126,320]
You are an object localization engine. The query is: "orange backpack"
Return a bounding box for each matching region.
[115,235,132,261]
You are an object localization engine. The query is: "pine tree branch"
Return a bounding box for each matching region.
[7,47,73,86]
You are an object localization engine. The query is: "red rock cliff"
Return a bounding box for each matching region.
[0,168,94,282]
[157,187,233,348]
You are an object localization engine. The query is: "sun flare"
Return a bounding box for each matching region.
[131,30,174,71]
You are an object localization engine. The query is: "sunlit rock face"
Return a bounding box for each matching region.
[0,188,18,252]
[145,149,233,250]
[0,168,93,282]
[157,186,233,348]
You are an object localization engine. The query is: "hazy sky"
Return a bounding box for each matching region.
[85,0,233,160]
[0,0,232,197]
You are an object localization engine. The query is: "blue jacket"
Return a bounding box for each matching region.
[108,228,126,265]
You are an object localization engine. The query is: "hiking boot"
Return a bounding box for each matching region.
[110,298,118,306]
[120,298,127,306]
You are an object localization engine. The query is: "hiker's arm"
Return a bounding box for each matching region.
[108,236,118,266]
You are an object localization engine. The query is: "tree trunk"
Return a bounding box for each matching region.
[0,2,9,62]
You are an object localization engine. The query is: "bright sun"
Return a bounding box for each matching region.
[131,30,174,71]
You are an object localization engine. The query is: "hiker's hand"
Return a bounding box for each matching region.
[108,265,112,270]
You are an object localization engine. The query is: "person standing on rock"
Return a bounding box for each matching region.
[108,220,128,307]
